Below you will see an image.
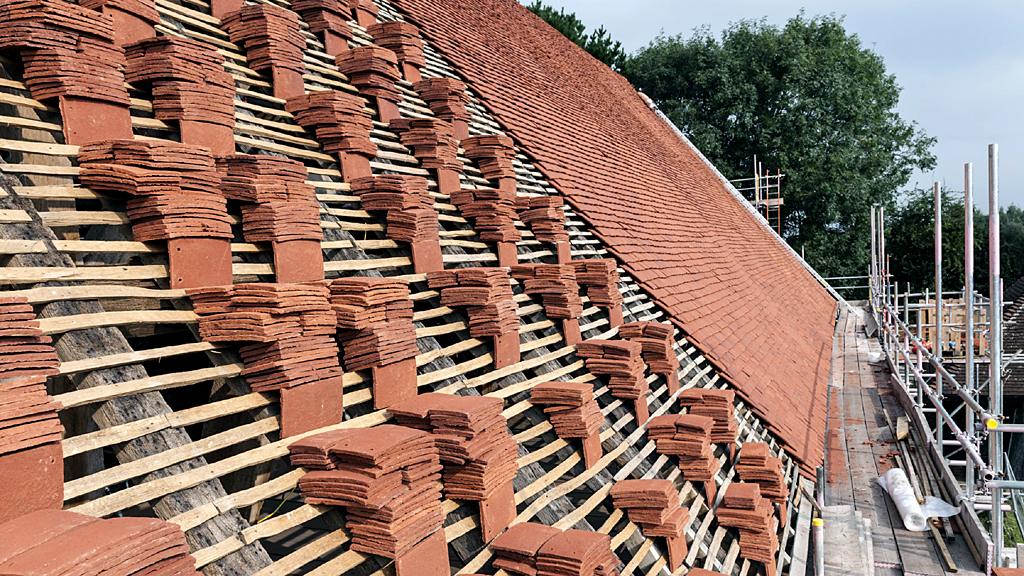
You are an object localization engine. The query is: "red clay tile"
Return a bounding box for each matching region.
[391,0,836,472]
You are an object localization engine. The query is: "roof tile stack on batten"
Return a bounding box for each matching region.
[350,175,443,273]
[647,413,721,504]
[124,36,237,155]
[328,277,419,409]
[78,139,235,288]
[0,0,133,143]
[286,90,378,180]
[575,339,650,424]
[222,4,306,100]
[336,46,404,123]
[288,425,450,576]
[609,479,690,571]
[570,259,624,328]
[619,321,681,393]
[414,77,472,140]
[716,482,780,575]
[367,21,426,82]
[389,116,463,194]
[516,196,572,264]
[0,298,63,523]
[389,393,519,541]
[427,267,521,368]
[292,0,353,56]
[220,155,325,283]
[0,510,199,575]
[510,263,584,344]
[189,283,344,437]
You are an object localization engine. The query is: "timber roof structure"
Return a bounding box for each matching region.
[0,0,836,574]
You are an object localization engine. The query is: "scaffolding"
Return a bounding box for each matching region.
[867,144,1020,572]
[730,156,784,235]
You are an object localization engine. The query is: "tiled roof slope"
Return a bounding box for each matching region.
[392,0,838,467]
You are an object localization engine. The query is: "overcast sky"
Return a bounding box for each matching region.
[537,0,1023,210]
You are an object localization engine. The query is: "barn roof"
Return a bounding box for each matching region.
[0,0,828,573]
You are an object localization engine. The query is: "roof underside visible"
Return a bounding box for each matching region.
[391,0,838,469]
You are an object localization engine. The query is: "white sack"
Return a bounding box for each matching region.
[876,468,960,531]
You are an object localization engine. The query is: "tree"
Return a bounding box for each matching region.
[887,189,1024,296]
[526,1,628,70]
[622,15,936,278]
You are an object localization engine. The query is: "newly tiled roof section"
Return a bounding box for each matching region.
[392,0,838,468]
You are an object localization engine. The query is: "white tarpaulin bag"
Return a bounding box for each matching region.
[877,468,960,531]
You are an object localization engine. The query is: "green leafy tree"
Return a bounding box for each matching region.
[887,189,1024,296]
[622,15,936,278]
[526,2,627,70]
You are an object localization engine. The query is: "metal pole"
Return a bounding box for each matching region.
[935,181,944,359]
[871,206,878,307]
[880,206,887,317]
[989,144,1004,566]
[965,162,977,499]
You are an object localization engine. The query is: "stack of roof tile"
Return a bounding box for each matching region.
[609,479,688,570]
[367,21,425,81]
[570,259,623,327]
[221,155,322,244]
[292,0,351,54]
[286,90,377,179]
[716,483,779,573]
[390,393,518,540]
[450,187,521,243]
[517,196,569,244]
[530,381,603,469]
[222,4,305,76]
[428,268,518,337]
[736,442,787,517]
[618,322,679,392]
[124,36,235,136]
[576,339,649,423]
[0,0,129,106]
[679,388,738,458]
[427,267,521,368]
[462,134,517,183]
[510,264,582,344]
[0,297,62,456]
[647,414,719,502]
[336,46,402,108]
[351,174,431,212]
[78,140,232,242]
[414,78,470,139]
[687,570,727,576]
[0,510,198,575]
[390,117,461,171]
[491,523,619,576]
[390,393,517,499]
[510,264,582,319]
[328,277,417,371]
[349,175,439,264]
[288,425,446,560]
[189,283,341,392]
[386,206,439,244]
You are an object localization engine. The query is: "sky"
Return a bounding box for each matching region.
[534,0,1024,210]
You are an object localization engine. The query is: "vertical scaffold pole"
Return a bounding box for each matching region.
[965,162,976,499]
[935,181,944,361]
[989,144,1004,566]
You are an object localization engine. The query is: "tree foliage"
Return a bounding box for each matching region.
[887,189,1024,295]
[525,6,1024,288]
[622,15,937,278]
[526,1,627,70]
